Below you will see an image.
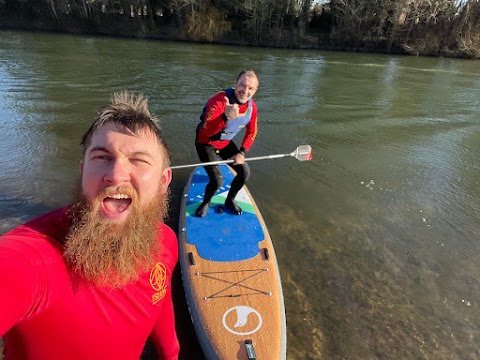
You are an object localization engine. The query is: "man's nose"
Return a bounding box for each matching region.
[104,159,130,184]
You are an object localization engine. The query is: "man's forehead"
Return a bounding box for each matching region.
[88,123,161,150]
[92,122,157,139]
[238,74,258,86]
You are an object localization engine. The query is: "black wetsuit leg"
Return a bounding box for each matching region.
[217,142,251,200]
[195,143,224,205]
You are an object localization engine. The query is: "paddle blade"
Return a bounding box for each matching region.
[293,145,313,161]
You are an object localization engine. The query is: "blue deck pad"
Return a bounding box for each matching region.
[185,165,265,262]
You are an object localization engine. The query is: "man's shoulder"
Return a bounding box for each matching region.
[156,223,178,267]
[209,90,228,102]
[158,223,177,249]
[158,222,175,238]
[0,207,70,254]
[0,207,69,274]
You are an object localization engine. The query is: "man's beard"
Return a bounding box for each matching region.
[64,184,169,288]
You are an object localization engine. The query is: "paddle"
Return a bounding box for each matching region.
[170,145,312,169]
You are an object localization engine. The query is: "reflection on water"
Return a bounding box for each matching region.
[1,30,480,359]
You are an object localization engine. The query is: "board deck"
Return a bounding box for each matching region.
[178,164,287,360]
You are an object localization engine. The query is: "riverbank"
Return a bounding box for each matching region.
[0,20,476,60]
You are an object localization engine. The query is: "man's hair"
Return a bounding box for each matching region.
[236,69,259,85]
[81,91,171,166]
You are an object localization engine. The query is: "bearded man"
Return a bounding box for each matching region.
[0,92,179,360]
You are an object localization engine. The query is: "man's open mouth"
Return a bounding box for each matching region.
[102,193,132,214]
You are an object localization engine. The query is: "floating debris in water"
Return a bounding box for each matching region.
[360,179,393,192]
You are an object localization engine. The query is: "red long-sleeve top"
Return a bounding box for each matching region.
[0,207,179,360]
[196,90,258,151]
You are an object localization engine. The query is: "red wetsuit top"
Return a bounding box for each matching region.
[0,207,179,360]
[196,89,258,151]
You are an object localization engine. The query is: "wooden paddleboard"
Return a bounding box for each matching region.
[178,164,287,360]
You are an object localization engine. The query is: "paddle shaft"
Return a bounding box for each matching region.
[170,153,291,170]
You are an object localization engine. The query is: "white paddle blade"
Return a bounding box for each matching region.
[293,145,313,161]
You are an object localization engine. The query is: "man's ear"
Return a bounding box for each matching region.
[160,167,172,194]
[80,160,84,175]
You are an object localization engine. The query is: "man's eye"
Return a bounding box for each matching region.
[93,155,111,161]
[133,158,150,165]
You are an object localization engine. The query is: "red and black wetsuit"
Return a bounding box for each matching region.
[0,207,179,360]
[195,88,258,205]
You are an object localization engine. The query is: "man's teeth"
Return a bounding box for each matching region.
[109,194,130,199]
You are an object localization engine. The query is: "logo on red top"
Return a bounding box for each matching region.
[150,262,167,305]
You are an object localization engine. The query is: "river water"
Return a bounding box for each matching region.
[1,30,480,359]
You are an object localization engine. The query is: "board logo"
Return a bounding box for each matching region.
[149,262,167,305]
[222,306,263,335]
